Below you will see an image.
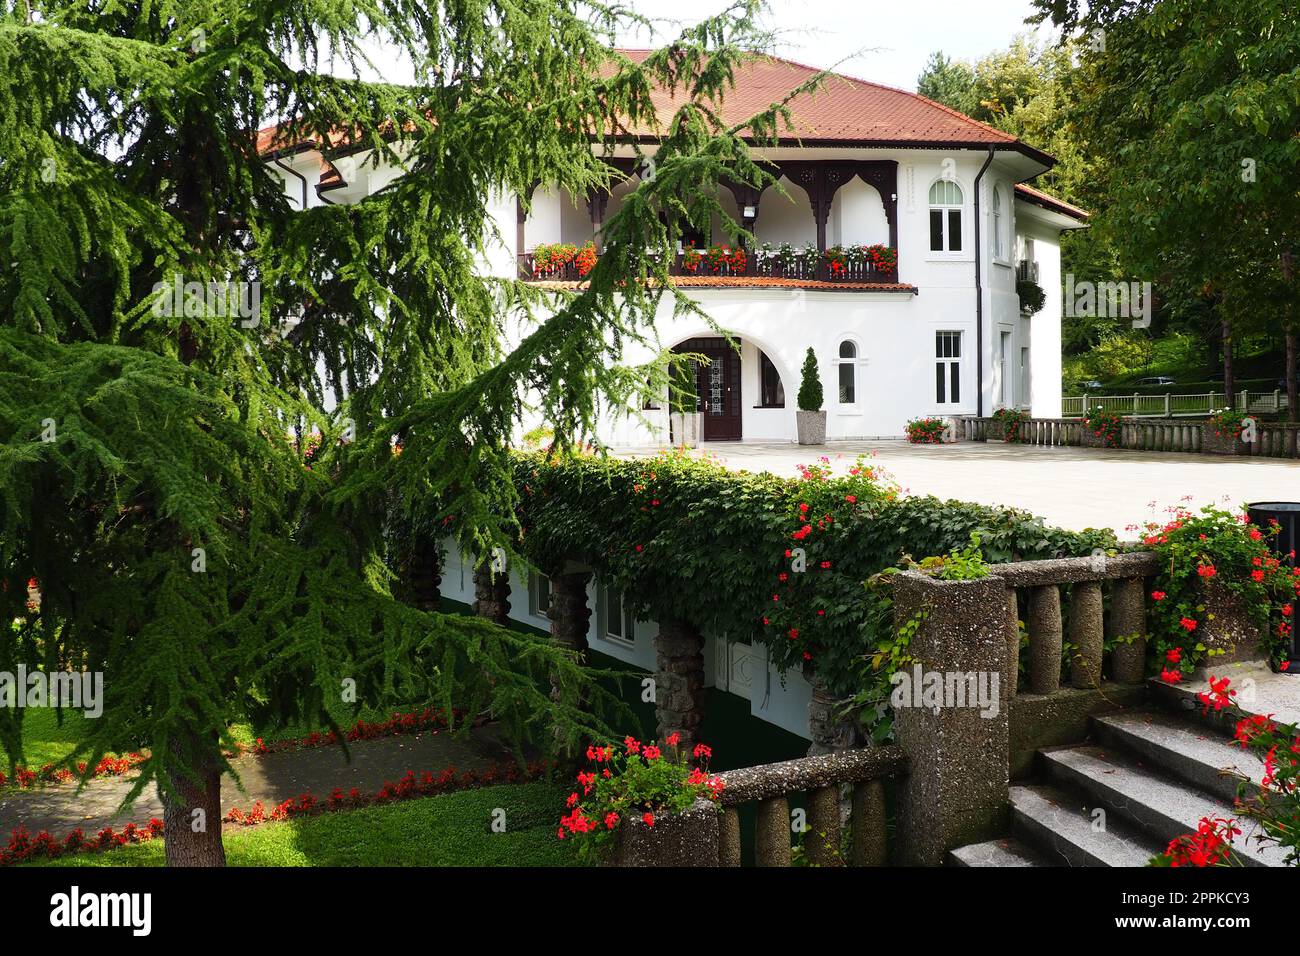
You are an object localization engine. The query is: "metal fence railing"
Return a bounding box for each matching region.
[1062,391,1291,419]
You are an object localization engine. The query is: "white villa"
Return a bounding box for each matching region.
[261,52,1090,739]
[264,51,1087,447]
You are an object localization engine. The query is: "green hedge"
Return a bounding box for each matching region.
[511,451,1116,698]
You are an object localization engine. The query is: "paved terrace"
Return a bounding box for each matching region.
[617,441,1300,537]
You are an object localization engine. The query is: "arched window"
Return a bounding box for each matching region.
[758,350,785,408]
[991,186,1004,259]
[928,179,964,253]
[837,340,859,404]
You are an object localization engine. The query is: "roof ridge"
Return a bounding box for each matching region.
[634,48,1023,146]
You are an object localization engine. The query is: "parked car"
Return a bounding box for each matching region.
[1081,380,1103,390]
[1136,376,1177,387]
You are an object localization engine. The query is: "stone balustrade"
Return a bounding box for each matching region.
[713,746,905,867]
[989,551,1159,695]
[962,414,1300,458]
[959,416,1080,446]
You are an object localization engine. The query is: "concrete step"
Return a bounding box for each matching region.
[1041,744,1290,867]
[948,836,1048,867]
[1009,783,1161,867]
[1092,710,1264,802]
[1149,665,1300,735]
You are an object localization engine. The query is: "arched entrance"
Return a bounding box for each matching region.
[674,337,742,441]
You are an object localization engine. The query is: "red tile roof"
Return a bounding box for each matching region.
[257,49,1056,168]
[1013,182,1089,222]
[610,50,1053,164]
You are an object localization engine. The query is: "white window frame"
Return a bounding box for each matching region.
[927,178,966,257]
[528,570,551,621]
[934,330,963,407]
[597,580,636,646]
[834,338,864,407]
[991,186,1005,262]
[1019,345,1031,411]
[997,328,1013,408]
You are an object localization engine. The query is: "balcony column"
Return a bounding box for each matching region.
[547,567,593,758]
[473,558,510,626]
[653,618,706,752]
[586,188,610,250]
[729,182,762,251]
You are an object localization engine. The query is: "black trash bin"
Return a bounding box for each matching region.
[1246,501,1300,666]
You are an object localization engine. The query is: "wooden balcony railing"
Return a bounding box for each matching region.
[517,252,899,284]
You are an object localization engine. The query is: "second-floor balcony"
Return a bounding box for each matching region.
[517,158,913,292]
[518,243,900,286]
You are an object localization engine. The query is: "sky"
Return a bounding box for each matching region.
[340,1,1060,92]
[615,0,1059,91]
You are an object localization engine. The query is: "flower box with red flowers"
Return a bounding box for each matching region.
[557,735,725,864]
[1202,408,1250,455]
[1080,406,1123,448]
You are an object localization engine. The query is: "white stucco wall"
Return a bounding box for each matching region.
[439,540,813,738]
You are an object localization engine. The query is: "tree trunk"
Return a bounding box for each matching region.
[160,727,226,867]
[1283,252,1297,428]
[1221,314,1235,408]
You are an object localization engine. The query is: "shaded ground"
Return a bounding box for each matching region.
[24,783,578,868]
[618,440,1300,536]
[0,724,512,838]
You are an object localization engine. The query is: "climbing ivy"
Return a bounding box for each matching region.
[509,449,1117,699]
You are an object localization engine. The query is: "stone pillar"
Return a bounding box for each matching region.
[718,808,742,867]
[1005,589,1021,701]
[806,673,855,757]
[1026,584,1063,695]
[1109,577,1148,684]
[472,559,510,626]
[891,571,1011,867]
[850,779,887,866]
[653,619,706,752]
[806,785,844,867]
[400,533,442,612]
[547,568,592,757]
[1068,581,1104,689]
[754,796,792,866]
[547,569,591,658]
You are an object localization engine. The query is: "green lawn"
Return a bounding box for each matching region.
[25,782,582,867]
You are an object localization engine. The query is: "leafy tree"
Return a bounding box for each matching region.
[0,0,808,864]
[916,51,975,115]
[797,347,823,412]
[1033,0,1300,412]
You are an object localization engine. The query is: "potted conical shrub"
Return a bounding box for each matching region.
[796,347,826,445]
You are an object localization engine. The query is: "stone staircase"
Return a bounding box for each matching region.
[950,702,1289,867]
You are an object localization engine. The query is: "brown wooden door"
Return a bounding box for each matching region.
[680,338,742,442]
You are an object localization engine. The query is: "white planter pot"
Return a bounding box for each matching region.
[670,412,701,448]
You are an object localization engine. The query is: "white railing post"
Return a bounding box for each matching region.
[1163,393,1171,417]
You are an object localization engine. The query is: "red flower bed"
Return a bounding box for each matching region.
[1,756,552,867]
[221,759,551,828]
[0,819,165,867]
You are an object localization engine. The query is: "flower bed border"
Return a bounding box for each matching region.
[1,756,552,867]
